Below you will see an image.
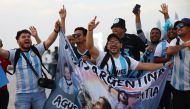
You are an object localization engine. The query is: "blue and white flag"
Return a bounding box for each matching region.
[44,31,168,109]
[0,65,9,88]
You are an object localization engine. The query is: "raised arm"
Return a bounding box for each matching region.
[133,7,150,45]
[159,3,169,22]
[29,26,41,44]
[44,20,60,50]
[59,5,66,33]
[86,16,100,59]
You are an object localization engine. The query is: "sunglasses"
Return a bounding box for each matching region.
[73,33,82,38]
[176,23,190,29]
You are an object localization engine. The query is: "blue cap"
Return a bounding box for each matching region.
[174,18,190,28]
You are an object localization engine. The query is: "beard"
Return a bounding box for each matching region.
[19,43,32,50]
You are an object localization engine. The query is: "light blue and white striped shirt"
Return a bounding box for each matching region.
[169,38,190,91]
[154,40,172,81]
[9,43,45,93]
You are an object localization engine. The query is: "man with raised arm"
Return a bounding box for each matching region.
[154,4,177,109]
[134,5,162,63]
[0,6,66,109]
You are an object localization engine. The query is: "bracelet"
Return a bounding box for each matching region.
[54,29,59,33]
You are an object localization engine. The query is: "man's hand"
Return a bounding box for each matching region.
[146,45,155,52]
[133,9,140,16]
[29,26,38,38]
[59,5,66,33]
[29,26,41,43]
[88,16,99,31]
[159,3,168,15]
[59,5,66,19]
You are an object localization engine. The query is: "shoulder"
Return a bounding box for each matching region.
[127,56,139,70]
[9,48,18,56]
[169,38,178,46]
[34,42,44,48]
[8,48,18,62]
[96,51,107,65]
[33,42,46,55]
[157,40,166,47]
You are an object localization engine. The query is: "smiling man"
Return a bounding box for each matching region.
[0,6,66,109]
[167,18,190,109]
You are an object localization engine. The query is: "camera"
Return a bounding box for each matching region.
[133,4,141,14]
[38,78,55,89]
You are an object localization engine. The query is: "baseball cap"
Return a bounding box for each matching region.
[174,18,190,29]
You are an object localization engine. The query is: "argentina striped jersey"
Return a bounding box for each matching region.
[169,38,190,90]
[9,43,45,93]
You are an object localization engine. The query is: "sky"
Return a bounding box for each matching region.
[0,0,190,51]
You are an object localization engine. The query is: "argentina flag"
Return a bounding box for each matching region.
[43,31,168,109]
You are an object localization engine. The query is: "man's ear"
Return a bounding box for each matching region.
[16,40,19,44]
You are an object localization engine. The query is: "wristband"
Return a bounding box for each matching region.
[54,29,59,33]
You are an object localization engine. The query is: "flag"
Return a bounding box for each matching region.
[43,31,168,109]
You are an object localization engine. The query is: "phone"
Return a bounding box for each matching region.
[133,4,141,14]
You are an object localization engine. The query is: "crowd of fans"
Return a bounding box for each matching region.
[0,3,190,109]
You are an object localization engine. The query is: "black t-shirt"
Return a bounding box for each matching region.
[121,33,146,61]
[72,46,91,59]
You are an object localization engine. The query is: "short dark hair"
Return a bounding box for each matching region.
[16,29,31,40]
[107,33,121,42]
[74,27,87,36]
[150,28,161,36]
